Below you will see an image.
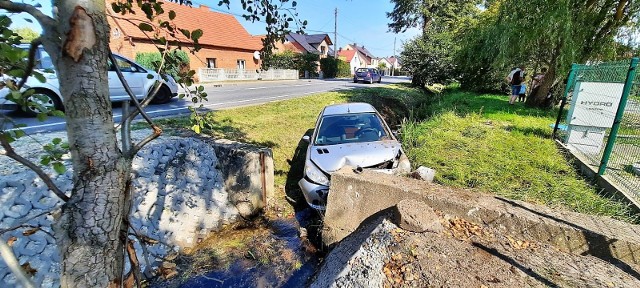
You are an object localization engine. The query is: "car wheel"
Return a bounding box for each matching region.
[368,78,373,84]
[353,78,358,83]
[24,89,62,117]
[150,85,172,104]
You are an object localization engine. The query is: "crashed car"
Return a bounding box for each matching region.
[299,102,411,210]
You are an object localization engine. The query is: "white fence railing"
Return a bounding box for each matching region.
[198,68,298,82]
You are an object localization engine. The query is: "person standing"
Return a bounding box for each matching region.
[518,83,527,102]
[506,65,525,105]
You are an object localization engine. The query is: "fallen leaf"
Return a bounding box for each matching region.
[21,262,37,276]
[7,236,17,247]
[22,228,40,236]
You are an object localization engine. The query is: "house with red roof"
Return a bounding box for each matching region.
[343,43,376,67]
[107,1,263,80]
[337,48,368,75]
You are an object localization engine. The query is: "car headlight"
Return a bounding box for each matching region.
[305,160,330,186]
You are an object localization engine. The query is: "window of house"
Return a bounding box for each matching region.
[237,59,246,70]
[321,46,326,54]
[207,58,217,68]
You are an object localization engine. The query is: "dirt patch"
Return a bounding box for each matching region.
[380,215,640,287]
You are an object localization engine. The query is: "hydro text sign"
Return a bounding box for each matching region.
[568,82,623,128]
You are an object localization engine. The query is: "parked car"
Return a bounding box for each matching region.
[353,68,382,84]
[0,45,179,116]
[298,103,410,210]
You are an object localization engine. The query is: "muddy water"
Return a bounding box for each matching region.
[165,208,324,288]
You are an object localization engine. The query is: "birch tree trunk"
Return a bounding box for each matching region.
[48,1,131,286]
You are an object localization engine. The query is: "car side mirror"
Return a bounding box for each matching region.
[302,135,310,143]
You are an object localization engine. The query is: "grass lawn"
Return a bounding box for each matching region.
[402,90,637,222]
[152,85,637,222]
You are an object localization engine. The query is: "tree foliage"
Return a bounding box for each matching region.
[389,0,480,87]
[456,0,640,107]
[401,31,458,87]
[14,27,38,43]
[0,0,302,287]
[387,0,480,34]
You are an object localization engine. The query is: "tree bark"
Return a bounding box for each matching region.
[48,1,131,287]
[526,64,557,108]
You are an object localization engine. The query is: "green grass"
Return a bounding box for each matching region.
[153,85,638,222]
[402,90,638,222]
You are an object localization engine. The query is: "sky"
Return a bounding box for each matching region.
[5,0,420,58]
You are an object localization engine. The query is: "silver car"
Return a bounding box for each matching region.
[0,45,179,116]
[299,103,411,210]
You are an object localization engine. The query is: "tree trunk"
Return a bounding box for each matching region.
[526,64,557,108]
[49,1,131,287]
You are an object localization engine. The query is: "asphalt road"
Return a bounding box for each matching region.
[1,76,411,134]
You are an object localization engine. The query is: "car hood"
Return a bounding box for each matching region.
[310,140,402,173]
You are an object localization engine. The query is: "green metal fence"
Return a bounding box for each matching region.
[553,58,640,200]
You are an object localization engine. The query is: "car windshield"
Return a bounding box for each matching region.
[356,68,368,73]
[314,112,390,145]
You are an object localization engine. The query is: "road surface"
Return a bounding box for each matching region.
[1,77,411,134]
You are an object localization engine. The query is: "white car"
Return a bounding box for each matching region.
[0,45,179,116]
[298,103,411,210]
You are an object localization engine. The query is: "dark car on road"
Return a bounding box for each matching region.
[353,68,382,84]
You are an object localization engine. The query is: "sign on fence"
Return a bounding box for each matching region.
[565,81,625,154]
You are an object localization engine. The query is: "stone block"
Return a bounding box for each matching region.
[393,199,443,233]
[411,166,436,182]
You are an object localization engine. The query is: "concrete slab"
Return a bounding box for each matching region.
[322,168,640,269]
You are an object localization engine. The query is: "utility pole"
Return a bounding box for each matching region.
[334,8,338,58]
[392,37,396,76]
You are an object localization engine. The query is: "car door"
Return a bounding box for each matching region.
[108,56,146,101]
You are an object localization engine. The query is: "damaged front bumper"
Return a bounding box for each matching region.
[299,153,411,211]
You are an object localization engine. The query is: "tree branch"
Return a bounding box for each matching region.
[0,208,60,235]
[0,135,69,202]
[0,238,36,288]
[17,37,42,89]
[0,1,55,29]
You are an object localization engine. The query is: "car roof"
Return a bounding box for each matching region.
[321,103,377,116]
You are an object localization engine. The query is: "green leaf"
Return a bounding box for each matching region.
[52,162,66,174]
[40,156,51,165]
[169,10,176,20]
[191,29,203,41]
[36,113,48,122]
[191,124,201,134]
[138,23,154,32]
[52,138,62,145]
[179,29,190,39]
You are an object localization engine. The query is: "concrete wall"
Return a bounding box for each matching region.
[0,135,273,287]
[323,168,640,268]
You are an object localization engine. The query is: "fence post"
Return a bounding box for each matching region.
[553,63,578,139]
[598,57,639,175]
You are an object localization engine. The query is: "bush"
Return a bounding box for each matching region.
[320,57,351,78]
[135,50,189,78]
[263,51,297,70]
[400,32,458,87]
